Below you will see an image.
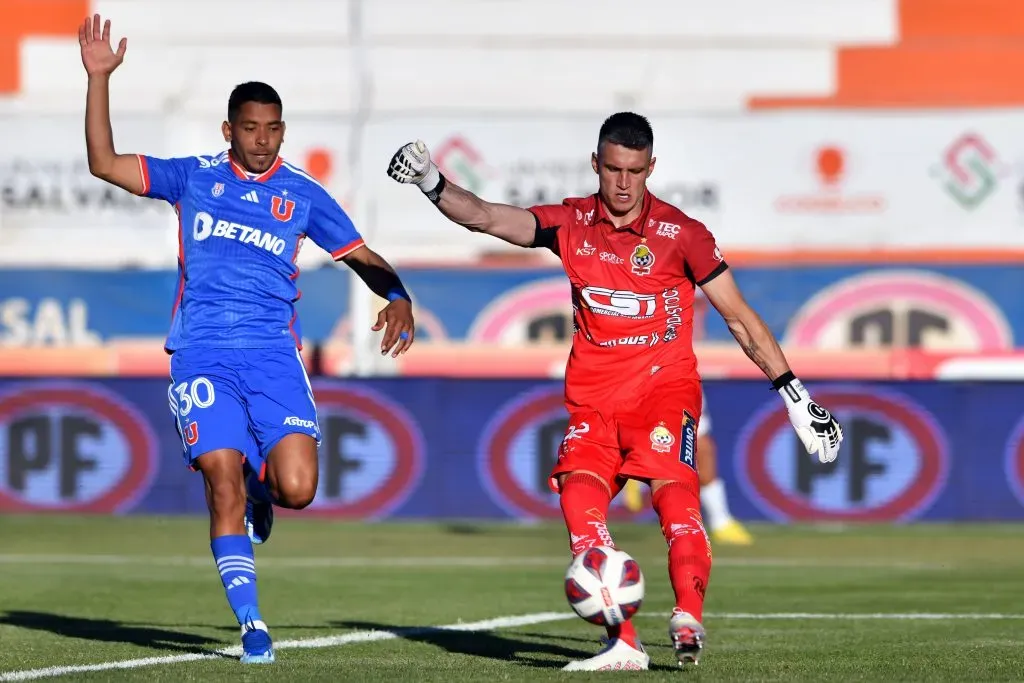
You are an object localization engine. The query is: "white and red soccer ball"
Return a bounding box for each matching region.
[564,546,645,625]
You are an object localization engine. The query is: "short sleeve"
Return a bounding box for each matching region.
[684,220,729,286]
[305,184,365,259]
[527,203,573,253]
[137,155,199,204]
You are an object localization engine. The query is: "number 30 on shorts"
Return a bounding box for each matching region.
[168,377,216,417]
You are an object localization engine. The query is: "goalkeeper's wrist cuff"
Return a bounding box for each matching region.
[772,371,809,407]
[771,370,796,391]
[416,164,444,203]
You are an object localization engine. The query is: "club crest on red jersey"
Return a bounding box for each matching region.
[649,422,675,453]
[630,244,655,275]
[271,195,295,222]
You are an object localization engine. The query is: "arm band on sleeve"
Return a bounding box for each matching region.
[695,261,729,286]
[529,214,559,250]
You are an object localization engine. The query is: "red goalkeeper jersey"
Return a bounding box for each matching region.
[529,191,728,413]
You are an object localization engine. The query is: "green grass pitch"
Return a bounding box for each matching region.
[1,516,1023,681]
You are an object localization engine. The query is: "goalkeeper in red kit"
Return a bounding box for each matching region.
[388,113,843,671]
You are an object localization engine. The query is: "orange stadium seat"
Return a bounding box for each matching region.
[0,0,87,94]
[751,0,1024,109]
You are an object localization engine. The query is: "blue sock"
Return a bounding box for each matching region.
[246,470,274,504]
[211,535,263,626]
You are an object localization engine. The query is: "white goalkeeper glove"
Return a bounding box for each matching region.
[387,140,445,202]
[774,372,843,464]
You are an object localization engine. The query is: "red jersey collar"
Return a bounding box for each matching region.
[228,151,283,183]
[593,190,654,236]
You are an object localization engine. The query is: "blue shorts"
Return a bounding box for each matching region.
[168,347,321,479]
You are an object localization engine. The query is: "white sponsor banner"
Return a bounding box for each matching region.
[0,114,176,267]
[360,111,1024,258]
[360,116,721,260]
[3,110,1024,265]
[704,111,1023,249]
[0,114,354,268]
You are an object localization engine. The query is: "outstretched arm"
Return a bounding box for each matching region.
[387,141,538,247]
[80,14,144,194]
[701,270,843,463]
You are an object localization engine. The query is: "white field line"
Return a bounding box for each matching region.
[3,610,1023,681]
[0,611,573,682]
[0,554,950,570]
[702,612,1024,620]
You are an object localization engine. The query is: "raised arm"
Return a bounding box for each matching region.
[387,140,537,247]
[80,15,145,194]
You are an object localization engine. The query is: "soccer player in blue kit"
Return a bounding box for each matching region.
[80,15,416,663]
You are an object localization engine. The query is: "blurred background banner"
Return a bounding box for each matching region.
[5,113,1024,265]
[3,264,1024,380]
[0,377,1022,521]
[358,113,1024,258]
[3,0,1024,519]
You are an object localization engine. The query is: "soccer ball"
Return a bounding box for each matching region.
[564,546,645,626]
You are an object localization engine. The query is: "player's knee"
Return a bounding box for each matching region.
[558,471,612,501]
[273,475,317,510]
[651,477,699,503]
[651,479,700,524]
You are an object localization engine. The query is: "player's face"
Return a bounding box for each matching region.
[592,143,655,217]
[222,102,286,174]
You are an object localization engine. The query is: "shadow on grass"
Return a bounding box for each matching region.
[331,619,680,670]
[0,611,232,657]
[332,618,587,668]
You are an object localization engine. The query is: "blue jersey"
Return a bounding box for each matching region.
[138,151,364,350]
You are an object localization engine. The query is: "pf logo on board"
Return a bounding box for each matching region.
[1001,415,1024,509]
[478,386,651,520]
[302,383,425,519]
[0,383,157,513]
[736,388,948,522]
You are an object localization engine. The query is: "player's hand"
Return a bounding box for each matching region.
[373,298,415,358]
[387,141,440,191]
[79,14,127,77]
[775,374,843,463]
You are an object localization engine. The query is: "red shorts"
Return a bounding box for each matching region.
[549,379,703,494]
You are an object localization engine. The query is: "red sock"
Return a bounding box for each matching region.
[652,480,712,623]
[560,472,639,648]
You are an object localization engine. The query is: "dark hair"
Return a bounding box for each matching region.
[227,82,283,122]
[597,112,653,154]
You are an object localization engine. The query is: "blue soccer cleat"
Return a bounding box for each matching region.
[244,471,273,546]
[240,619,275,664]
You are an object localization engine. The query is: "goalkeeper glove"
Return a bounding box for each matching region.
[773,371,843,464]
[387,140,445,203]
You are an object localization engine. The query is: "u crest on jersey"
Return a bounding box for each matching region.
[183,421,199,446]
[271,195,295,222]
